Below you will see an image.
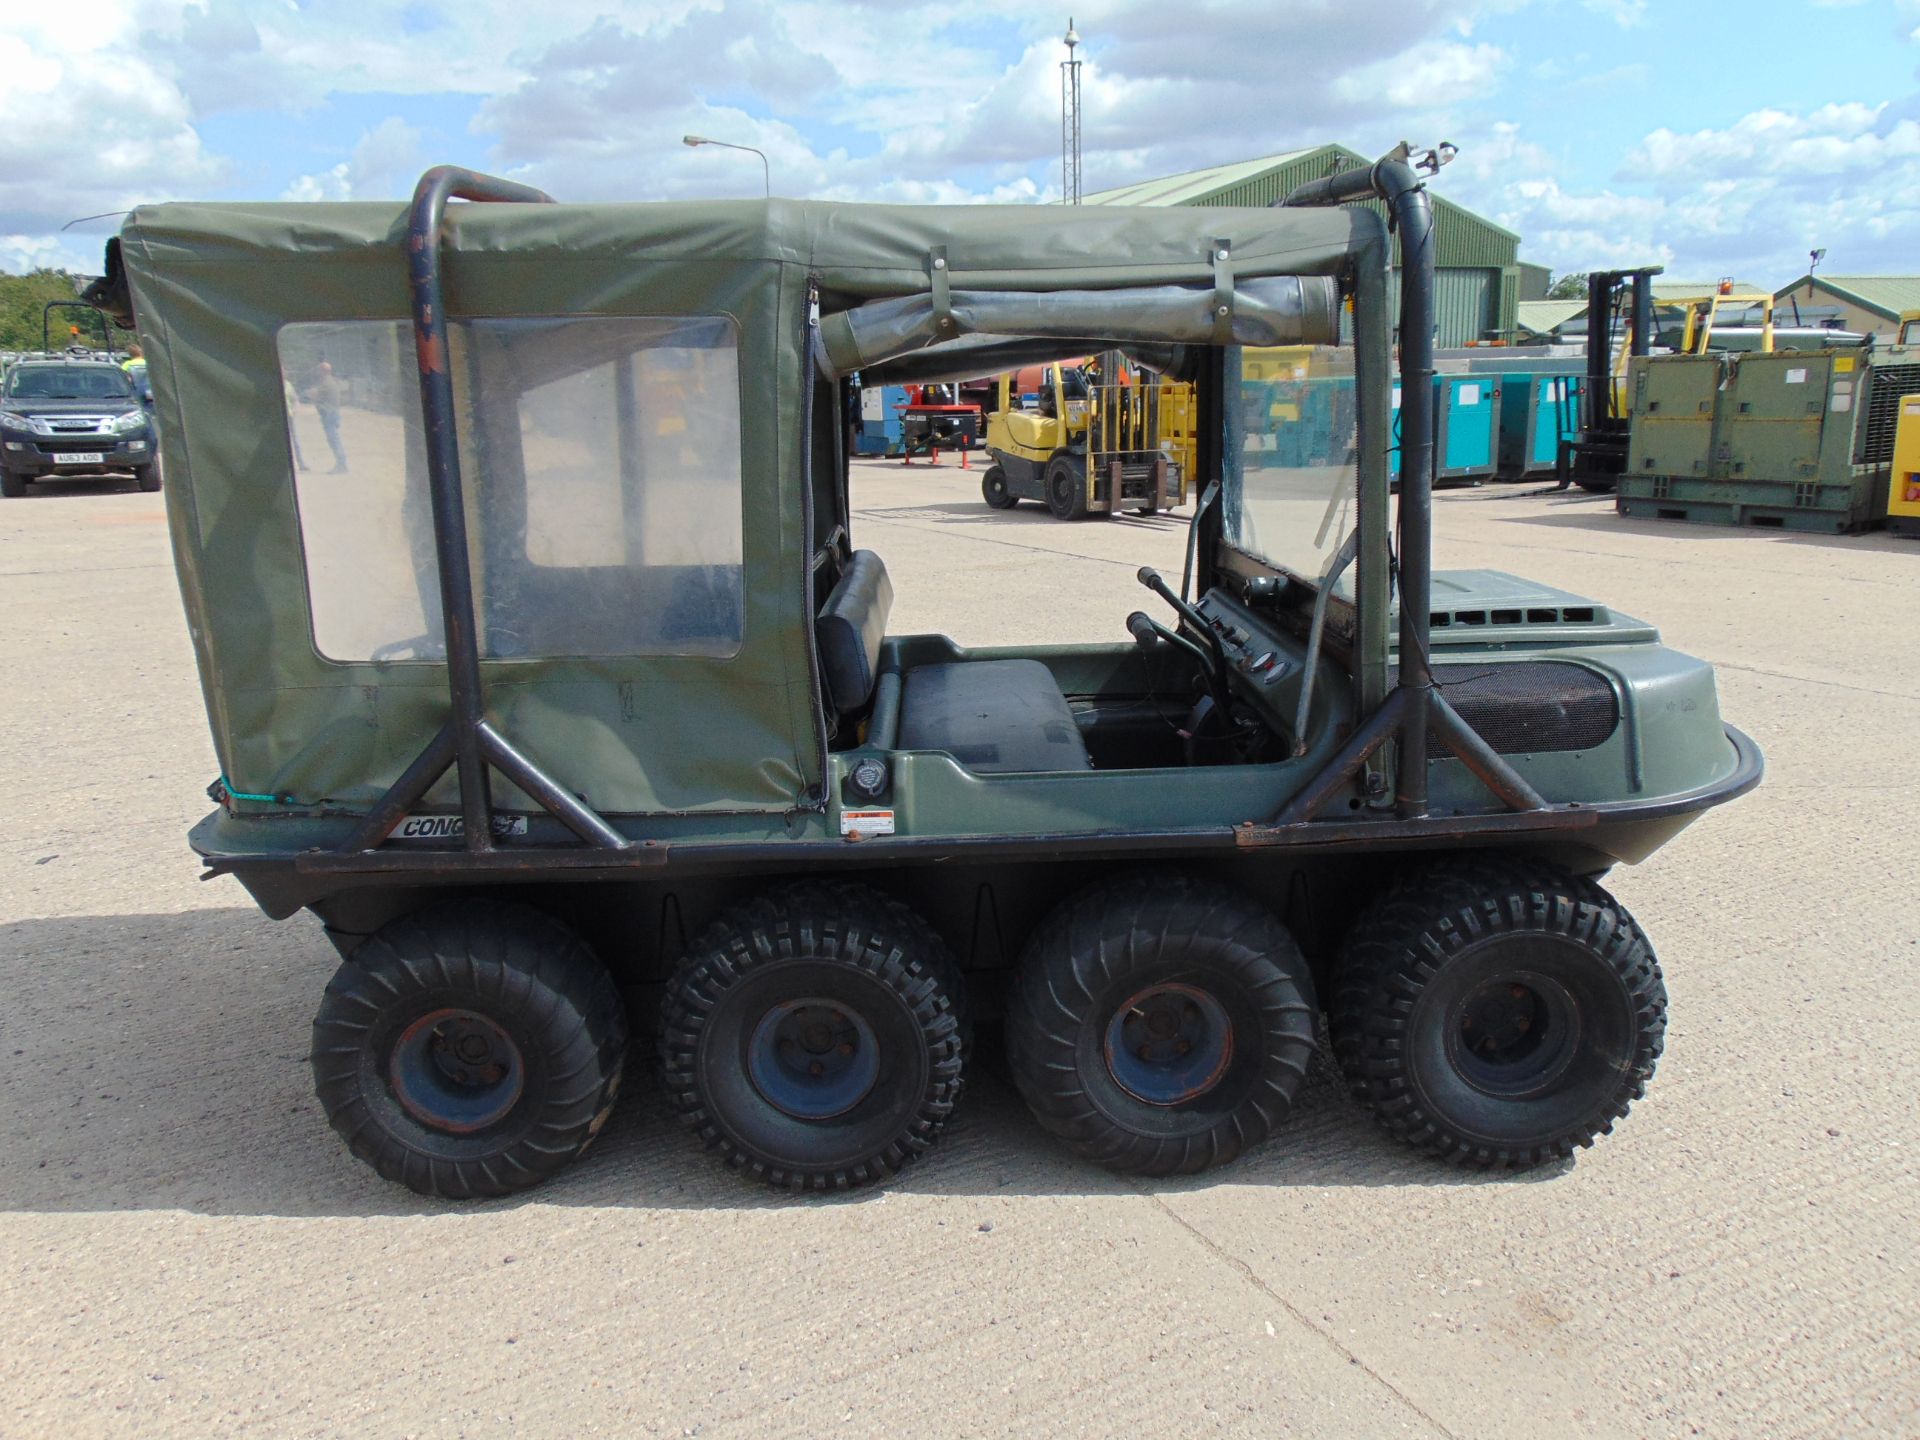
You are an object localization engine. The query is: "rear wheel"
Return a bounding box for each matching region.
[981,464,1016,509]
[658,883,966,1191]
[1,468,25,499]
[1329,859,1664,1167]
[1006,874,1318,1176]
[1575,476,1617,494]
[310,901,629,1198]
[134,465,160,493]
[1045,456,1088,520]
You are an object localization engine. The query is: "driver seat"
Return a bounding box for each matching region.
[898,659,1091,775]
[813,550,1090,775]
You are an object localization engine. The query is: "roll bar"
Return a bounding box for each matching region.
[1275,144,1545,821]
[342,167,628,855]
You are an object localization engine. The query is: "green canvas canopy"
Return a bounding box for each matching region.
[113,196,1385,819]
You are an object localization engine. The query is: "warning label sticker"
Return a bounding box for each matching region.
[840,808,896,837]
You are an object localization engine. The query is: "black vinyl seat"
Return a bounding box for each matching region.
[898,659,1092,775]
[814,549,1089,774]
[816,550,894,721]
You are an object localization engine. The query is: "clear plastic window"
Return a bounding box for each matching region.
[1222,344,1357,589]
[279,316,744,662]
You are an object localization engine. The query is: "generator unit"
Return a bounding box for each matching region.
[1618,346,1920,533]
[1432,374,1502,481]
[852,381,909,456]
[1890,391,1920,538]
[1496,371,1585,480]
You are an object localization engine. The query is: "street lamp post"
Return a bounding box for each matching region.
[682,135,771,197]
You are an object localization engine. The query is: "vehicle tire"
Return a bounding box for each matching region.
[134,465,160,493]
[310,900,629,1199]
[1329,858,1664,1168]
[981,464,1017,509]
[658,883,966,1192]
[0,468,25,499]
[1575,476,1617,494]
[1005,874,1318,1177]
[1045,456,1088,520]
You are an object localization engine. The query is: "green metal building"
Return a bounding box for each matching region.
[1083,144,1525,346]
[1770,275,1920,340]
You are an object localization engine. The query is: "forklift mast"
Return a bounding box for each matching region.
[1584,266,1660,432]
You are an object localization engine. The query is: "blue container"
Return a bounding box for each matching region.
[1496,373,1585,478]
[1437,375,1501,480]
[1388,375,1503,484]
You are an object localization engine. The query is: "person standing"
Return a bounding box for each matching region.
[311,361,349,473]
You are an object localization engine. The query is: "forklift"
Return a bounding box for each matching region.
[981,351,1189,518]
[1552,266,1660,494]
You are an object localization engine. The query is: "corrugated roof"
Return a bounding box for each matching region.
[1082,143,1520,243]
[1082,148,1323,207]
[1515,298,1586,336]
[1771,275,1920,320]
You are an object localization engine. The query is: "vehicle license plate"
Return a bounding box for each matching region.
[60,452,106,464]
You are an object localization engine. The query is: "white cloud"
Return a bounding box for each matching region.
[1335,43,1507,109]
[0,23,223,247]
[1446,99,1920,281]
[283,118,426,201]
[3,0,1920,296]
[1584,0,1647,24]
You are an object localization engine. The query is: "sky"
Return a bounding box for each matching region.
[7,0,1920,288]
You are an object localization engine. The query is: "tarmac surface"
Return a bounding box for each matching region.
[1,456,1915,1437]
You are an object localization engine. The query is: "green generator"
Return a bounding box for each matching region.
[1620,347,1919,534]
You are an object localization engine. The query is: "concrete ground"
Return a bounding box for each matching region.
[1,457,1914,1438]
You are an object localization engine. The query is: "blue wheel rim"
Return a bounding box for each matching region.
[747,998,882,1120]
[389,1007,525,1134]
[1104,983,1234,1107]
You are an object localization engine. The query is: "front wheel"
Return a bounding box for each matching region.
[134,465,160,493]
[1329,859,1665,1168]
[0,468,25,499]
[310,901,629,1198]
[1045,456,1088,520]
[981,464,1017,509]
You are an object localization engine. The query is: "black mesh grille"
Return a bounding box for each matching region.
[1861,365,1920,465]
[1393,662,1619,754]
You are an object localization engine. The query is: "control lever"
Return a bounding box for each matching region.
[1137,565,1233,690]
[1126,610,1235,721]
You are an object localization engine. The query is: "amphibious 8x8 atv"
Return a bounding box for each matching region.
[89,145,1758,1197]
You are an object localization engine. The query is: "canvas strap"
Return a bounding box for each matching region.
[1210,239,1234,345]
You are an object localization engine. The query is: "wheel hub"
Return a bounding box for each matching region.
[1448,972,1581,1098]
[389,1008,525,1133]
[747,999,881,1121]
[1103,983,1233,1107]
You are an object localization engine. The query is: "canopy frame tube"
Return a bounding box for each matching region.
[1275,144,1547,824]
[341,166,627,856]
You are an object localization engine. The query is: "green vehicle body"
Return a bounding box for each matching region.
[85,154,1759,1194]
[93,171,1758,953]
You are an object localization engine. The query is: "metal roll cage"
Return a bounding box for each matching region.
[342,150,1569,864]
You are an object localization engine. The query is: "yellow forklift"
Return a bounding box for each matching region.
[981,352,1192,519]
[1663,283,1776,354]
